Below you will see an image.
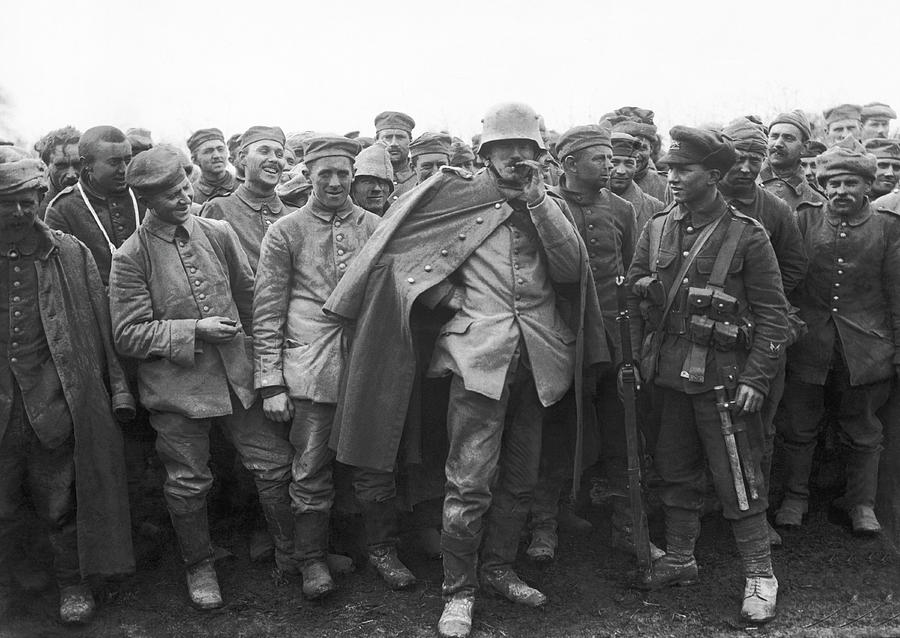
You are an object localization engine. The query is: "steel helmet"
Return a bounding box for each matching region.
[476,102,546,155]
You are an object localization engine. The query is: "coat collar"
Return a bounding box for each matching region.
[234,183,284,214]
[2,220,59,260]
[305,194,355,222]
[759,161,804,195]
[825,200,873,227]
[672,192,728,226]
[143,209,196,241]
[557,174,604,205]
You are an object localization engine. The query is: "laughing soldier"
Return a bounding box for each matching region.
[110,146,294,610]
[627,126,788,623]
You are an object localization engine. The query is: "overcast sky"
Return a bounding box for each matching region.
[3,0,897,149]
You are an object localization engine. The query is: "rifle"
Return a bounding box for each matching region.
[615,276,653,579]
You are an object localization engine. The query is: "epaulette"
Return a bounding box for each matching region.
[728,205,766,230]
[439,165,473,180]
[876,205,900,218]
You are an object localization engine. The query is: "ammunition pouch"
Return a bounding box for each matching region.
[636,276,666,330]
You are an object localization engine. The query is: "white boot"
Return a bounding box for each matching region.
[438,592,475,638]
[740,575,777,623]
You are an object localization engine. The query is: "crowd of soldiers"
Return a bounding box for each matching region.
[1,99,899,638]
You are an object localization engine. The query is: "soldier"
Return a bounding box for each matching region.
[374,111,416,207]
[0,148,134,624]
[864,138,900,199]
[861,102,896,140]
[627,126,789,623]
[824,104,863,146]
[776,137,900,536]
[607,131,666,232]
[201,126,291,272]
[450,138,477,173]
[719,117,809,546]
[188,128,238,205]
[109,146,294,609]
[800,140,827,190]
[253,135,416,599]
[322,102,609,638]
[410,132,452,184]
[44,125,146,286]
[350,143,394,215]
[759,111,826,211]
[227,132,244,183]
[528,124,664,563]
[606,107,671,203]
[34,126,80,219]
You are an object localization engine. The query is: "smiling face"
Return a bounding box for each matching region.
[143,177,194,225]
[0,189,41,244]
[873,158,900,196]
[309,155,353,210]
[241,140,285,193]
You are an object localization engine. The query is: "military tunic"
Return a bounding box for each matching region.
[44,177,147,285]
[200,184,293,272]
[616,179,666,239]
[387,164,417,207]
[758,162,826,212]
[193,171,238,205]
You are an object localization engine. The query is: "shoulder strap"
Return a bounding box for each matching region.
[707,213,746,289]
[658,213,726,324]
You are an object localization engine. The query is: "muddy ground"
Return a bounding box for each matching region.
[4,474,900,638]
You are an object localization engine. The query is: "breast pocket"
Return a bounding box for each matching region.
[695,255,744,277]
[439,315,474,336]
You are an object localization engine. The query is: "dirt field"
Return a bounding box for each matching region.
[4,483,900,638]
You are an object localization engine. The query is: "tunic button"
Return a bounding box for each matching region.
[476,217,484,224]
[837,258,844,263]
[841,222,847,227]
[9,357,17,363]
[190,267,197,273]
[337,249,345,256]
[588,224,595,230]
[12,281,20,288]
[13,266,20,273]
[198,294,206,300]
[686,226,694,233]
[12,296,19,302]
[458,233,466,240]
[8,251,18,259]
[441,249,449,256]
[590,238,597,244]
[516,295,522,301]
[832,308,839,312]
[407,277,415,284]
[682,251,690,257]
[195,280,201,286]
[203,305,210,312]
[839,232,847,238]
[11,342,17,348]
[424,265,432,272]
[517,278,524,284]
[834,282,840,287]
[334,220,341,227]
[336,234,344,241]
[338,262,346,270]
[837,270,844,275]
[494,203,502,209]
[683,277,689,284]
[833,296,839,301]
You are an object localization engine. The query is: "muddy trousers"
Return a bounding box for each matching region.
[0,394,79,587]
[149,394,293,566]
[287,400,397,564]
[779,370,889,509]
[441,366,544,598]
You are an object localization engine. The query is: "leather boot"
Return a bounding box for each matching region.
[169,507,222,609]
[294,511,336,599]
[525,524,557,562]
[438,591,476,638]
[260,500,299,575]
[481,567,547,606]
[638,507,699,590]
[59,584,96,624]
[741,576,778,623]
[481,512,546,606]
[774,497,807,528]
[361,499,416,590]
[850,505,882,535]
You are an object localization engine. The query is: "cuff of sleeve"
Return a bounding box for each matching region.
[168,320,198,367]
[111,391,136,413]
[259,386,287,399]
[255,355,286,390]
